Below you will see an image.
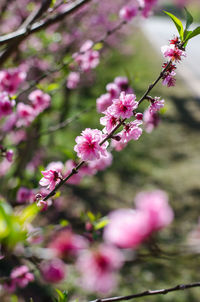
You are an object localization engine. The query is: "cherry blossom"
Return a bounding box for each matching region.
[29,89,51,114]
[161,44,186,62]
[16,103,35,127]
[77,245,123,293]
[39,169,62,191]
[74,128,108,161]
[0,92,15,118]
[40,259,65,283]
[109,92,138,119]
[119,5,138,21]
[66,71,80,89]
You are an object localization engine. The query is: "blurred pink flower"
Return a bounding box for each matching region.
[66,72,80,89]
[0,92,15,118]
[16,103,35,127]
[16,187,34,204]
[40,259,65,283]
[77,245,123,293]
[49,229,88,259]
[135,190,174,232]
[4,265,34,292]
[104,209,150,248]
[119,5,138,21]
[29,89,51,114]
[64,160,82,185]
[96,93,113,113]
[0,68,26,95]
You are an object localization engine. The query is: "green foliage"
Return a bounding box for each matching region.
[54,289,68,302]
[0,201,39,248]
[164,8,200,46]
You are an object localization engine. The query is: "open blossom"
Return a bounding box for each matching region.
[0,92,15,118]
[66,71,80,89]
[100,106,118,133]
[16,103,35,127]
[109,92,138,119]
[74,128,108,161]
[142,0,158,17]
[120,121,143,143]
[96,93,113,113]
[161,44,186,62]
[106,83,120,98]
[4,265,34,292]
[40,259,65,283]
[39,169,62,191]
[29,89,51,114]
[48,229,88,259]
[111,136,127,151]
[46,161,64,173]
[135,190,174,232]
[149,97,164,113]
[77,245,123,293]
[162,73,176,87]
[119,5,138,21]
[0,68,26,95]
[104,209,150,248]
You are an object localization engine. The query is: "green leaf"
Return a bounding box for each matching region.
[50,0,57,8]
[18,203,39,225]
[185,26,200,42]
[94,218,109,230]
[87,211,95,222]
[47,83,60,92]
[164,11,184,40]
[55,289,68,302]
[93,42,103,51]
[184,7,193,31]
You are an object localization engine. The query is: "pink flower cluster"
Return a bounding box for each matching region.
[4,265,34,293]
[15,89,51,127]
[66,71,80,89]
[73,40,100,72]
[0,67,26,95]
[161,38,186,87]
[97,76,133,113]
[104,190,174,249]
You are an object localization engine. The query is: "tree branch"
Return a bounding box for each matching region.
[90,281,200,302]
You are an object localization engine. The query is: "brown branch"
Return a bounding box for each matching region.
[0,0,91,46]
[42,59,172,202]
[90,281,200,302]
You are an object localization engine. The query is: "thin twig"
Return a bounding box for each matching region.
[42,61,172,201]
[90,281,200,302]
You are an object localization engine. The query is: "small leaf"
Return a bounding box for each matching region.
[185,26,200,42]
[94,218,109,230]
[184,7,193,31]
[164,11,184,40]
[93,42,103,51]
[19,204,39,225]
[50,0,57,8]
[47,83,59,92]
[87,211,95,222]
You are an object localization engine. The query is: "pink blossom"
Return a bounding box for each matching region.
[161,45,186,62]
[88,151,112,171]
[16,103,35,127]
[109,92,138,119]
[0,92,15,118]
[135,190,174,232]
[0,158,12,177]
[0,68,26,95]
[2,113,17,132]
[96,93,113,113]
[66,72,80,89]
[16,187,34,203]
[74,128,108,161]
[143,108,160,133]
[111,138,127,151]
[48,229,88,259]
[120,121,143,143]
[162,73,176,87]
[29,89,51,114]
[149,97,165,113]
[100,106,118,133]
[77,245,123,293]
[46,161,64,173]
[104,209,150,248]
[64,160,82,185]
[40,259,65,283]
[5,265,34,291]
[39,169,62,191]
[114,76,133,93]
[142,0,157,18]
[5,149,14,162]
[106,83,120,98]
[119,5,138,21]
